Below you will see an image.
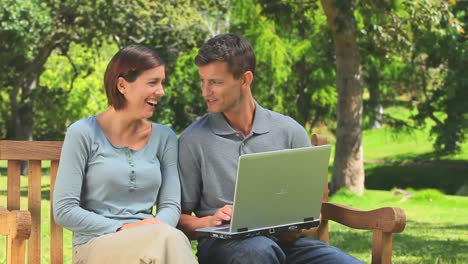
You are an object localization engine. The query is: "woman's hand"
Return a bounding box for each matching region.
[118,217,161,231]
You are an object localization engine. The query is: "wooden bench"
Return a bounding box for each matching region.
[1,141,63,264]
[0,136,406,264]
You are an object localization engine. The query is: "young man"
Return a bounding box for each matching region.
[178,33,363,263]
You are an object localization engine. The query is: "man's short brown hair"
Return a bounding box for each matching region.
[195,33,256,79]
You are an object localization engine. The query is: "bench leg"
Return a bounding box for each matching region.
[7,236,26,264]
[372,230,393,264]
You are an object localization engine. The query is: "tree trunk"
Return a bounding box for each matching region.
[321,0,365,195]
[10,75,39,175]
[10,80,36,142]
[8,43,53,175]
[439,102,463,153]
[296,58,312,126]
[368,65,383,128]
[8,41,55,140]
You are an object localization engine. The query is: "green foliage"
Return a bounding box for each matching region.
[0,91,8,138]
[33,42,115,139]
[0,1,52,139]
[0,0,211,140]
[231,0,337,130]
[405,0,468,153]
[0,0,51,62]
[355,0,413,129]
[152,47,206,132]
[1,0,467,158]
[352,0,468,152]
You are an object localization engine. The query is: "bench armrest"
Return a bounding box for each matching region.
[321,202,406,233]
[0,206,32,240]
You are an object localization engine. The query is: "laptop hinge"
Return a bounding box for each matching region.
[237,227,248,232]
[304,217,315,222]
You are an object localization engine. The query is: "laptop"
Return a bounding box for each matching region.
[196,145,331,239]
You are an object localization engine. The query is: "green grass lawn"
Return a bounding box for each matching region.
[363,127,468,161]
[328,188,468,264]
[363,127,468,195]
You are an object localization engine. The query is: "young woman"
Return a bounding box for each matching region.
[53,45,197,264]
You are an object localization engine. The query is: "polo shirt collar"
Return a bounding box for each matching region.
[209,101,270,136]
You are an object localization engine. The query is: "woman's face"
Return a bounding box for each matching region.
[118,65,165,119]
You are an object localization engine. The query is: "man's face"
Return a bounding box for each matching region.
[198,61,244,113]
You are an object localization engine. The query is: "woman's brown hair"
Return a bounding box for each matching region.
[104,45,164,110]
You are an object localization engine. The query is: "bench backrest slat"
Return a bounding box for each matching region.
[50,160,63,264]
[7,161,21,211]
[0,141,62,160]
[28,160,42,264]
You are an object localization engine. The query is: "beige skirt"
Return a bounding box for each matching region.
[73,223,197,264]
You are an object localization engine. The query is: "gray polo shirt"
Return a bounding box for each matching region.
[178,103,311,217]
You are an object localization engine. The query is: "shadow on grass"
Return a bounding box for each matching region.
[393,220,468,262]
[364,161,468,195]
[443,224,468,230]
[330,220,467,263]
[0,184,51,200]
[380,152,468,166]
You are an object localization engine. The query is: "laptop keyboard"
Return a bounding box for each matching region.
[214,226,230,232]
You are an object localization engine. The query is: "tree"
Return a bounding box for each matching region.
[0,0,207,141]
[231,0,337,130]
[407,0,468,153]
[228,0,364,193]
[34,43,116,140]
[356,0,411,129]
[152,0,231,132]
[321,0,365,194]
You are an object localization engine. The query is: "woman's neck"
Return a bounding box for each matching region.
[97,108,152,150]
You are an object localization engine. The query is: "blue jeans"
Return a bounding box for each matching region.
[197,236,364,264]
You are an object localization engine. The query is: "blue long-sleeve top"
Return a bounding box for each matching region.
[53,117,181,246]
